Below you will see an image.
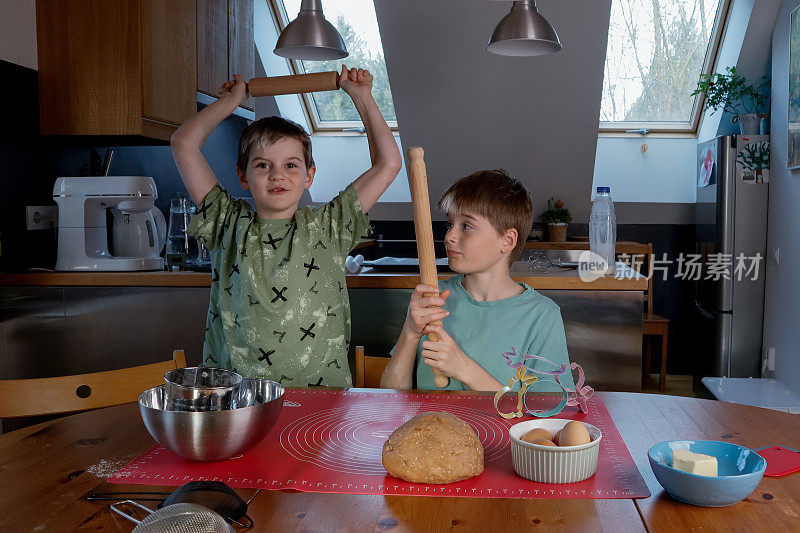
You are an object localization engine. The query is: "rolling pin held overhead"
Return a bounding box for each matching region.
[219,69,372,98]
[246,71,339,97]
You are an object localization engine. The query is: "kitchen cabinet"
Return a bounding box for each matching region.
[36,0,196,142]
[197,0,254,111]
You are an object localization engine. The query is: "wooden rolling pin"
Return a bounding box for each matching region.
[406,147,449,389]
[217,71,340,97]
[248,71,340,97]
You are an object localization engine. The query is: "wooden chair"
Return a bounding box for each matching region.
[617,243,670,393]
[0,350,187,418]
[354,346,390,388]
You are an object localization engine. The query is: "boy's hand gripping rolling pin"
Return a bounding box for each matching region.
[406,147,449,389]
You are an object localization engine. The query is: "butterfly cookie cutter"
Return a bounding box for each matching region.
[493,347,594,418]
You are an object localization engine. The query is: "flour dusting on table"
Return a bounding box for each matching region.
[87,454,137,478]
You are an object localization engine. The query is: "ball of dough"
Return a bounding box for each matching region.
[382,412,484,484]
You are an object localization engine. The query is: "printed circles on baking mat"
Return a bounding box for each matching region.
[279,403,509,475]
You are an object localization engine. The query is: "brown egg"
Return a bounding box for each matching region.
[521,428,553,443]
[553,429,562,445]
[558,421,591,447]
[531,439,557,447]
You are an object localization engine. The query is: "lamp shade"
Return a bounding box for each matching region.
[274,0,348,61]
[487,0,561,57]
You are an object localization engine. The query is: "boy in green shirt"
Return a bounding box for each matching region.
[381,170,573,391]
[171,67,401,386]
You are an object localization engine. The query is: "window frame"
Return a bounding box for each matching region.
[266,0,399,133]
[598,0,733,134]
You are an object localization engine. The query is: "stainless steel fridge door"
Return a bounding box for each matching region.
[713,311,733,377]
[730,135,769,377]
[696,136,735,313]
[697,135,770,378]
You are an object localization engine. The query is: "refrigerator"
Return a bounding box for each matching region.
[695,135,769,378]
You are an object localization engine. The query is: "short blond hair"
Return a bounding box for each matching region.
[237,116,314,171]
[438,169,533,265]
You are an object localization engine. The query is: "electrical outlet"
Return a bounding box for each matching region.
[773,247,781,266]
[767,347,776,372]
[26,206,58,230]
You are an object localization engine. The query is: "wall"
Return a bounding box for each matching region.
[0,4,256,271]
[764,0,800,389]
[256,0,701,222]
[593,0,779,217]
[1,0,37,70]
[698,0,779,141]
[593,136,698,205]
[374,0,610,222]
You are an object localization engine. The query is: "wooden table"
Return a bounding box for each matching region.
[1,392,798,532]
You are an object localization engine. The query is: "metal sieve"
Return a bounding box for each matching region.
[89,480,253,527]
[111,501,232,533]
[164,366,242,411]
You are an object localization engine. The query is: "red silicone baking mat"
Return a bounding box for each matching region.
[111,390,650,499]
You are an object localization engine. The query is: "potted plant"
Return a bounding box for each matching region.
[541,197,571,242]
[691,66,770,134]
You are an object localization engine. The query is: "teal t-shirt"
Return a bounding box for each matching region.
[411,274,573,391]
[187,183,371,387]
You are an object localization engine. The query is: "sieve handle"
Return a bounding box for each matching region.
[87,490,169,501]
[110,499,153,525]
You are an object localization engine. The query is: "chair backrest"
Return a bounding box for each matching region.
[0,350,187,418]
[616,242,655,315]
[354,346,389,388]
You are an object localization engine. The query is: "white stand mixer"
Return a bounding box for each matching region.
[53,176,166,271]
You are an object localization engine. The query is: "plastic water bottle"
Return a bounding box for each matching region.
[589,186,616,275]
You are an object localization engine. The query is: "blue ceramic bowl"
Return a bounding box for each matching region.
[648,440,766,507]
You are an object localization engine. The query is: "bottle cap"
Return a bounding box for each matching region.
[596,186,611,194]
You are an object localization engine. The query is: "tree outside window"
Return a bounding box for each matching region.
[600,0,727,130]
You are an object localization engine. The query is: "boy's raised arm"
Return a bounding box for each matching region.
[171,75,248,205]
[340,66,403,213]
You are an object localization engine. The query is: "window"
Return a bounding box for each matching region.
[269,0,397,131]
[600,0,730,132]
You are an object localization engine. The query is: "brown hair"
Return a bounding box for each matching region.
[438,169,533,266]
[237,116,314,171]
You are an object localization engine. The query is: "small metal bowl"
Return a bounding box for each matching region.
[139,378,284,461]
[164,367,243,412]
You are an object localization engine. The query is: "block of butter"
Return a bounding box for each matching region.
[671,449,718,477]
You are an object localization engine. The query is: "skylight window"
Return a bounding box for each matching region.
[600,0,729,132]
[269,0,397,131]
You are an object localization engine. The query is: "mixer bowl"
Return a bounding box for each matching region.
[139,378,284,461]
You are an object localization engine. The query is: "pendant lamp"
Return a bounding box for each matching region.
[274,0,348,61]
[487,0,562,57]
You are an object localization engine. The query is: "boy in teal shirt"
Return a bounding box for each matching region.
[381,170,572,391]
[171,67,401,386]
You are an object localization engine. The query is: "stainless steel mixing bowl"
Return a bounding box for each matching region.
[139,378,284,461]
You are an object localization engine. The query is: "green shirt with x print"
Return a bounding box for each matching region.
[187,183,371,387]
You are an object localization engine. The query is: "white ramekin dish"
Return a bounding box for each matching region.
[509,419,602,483]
